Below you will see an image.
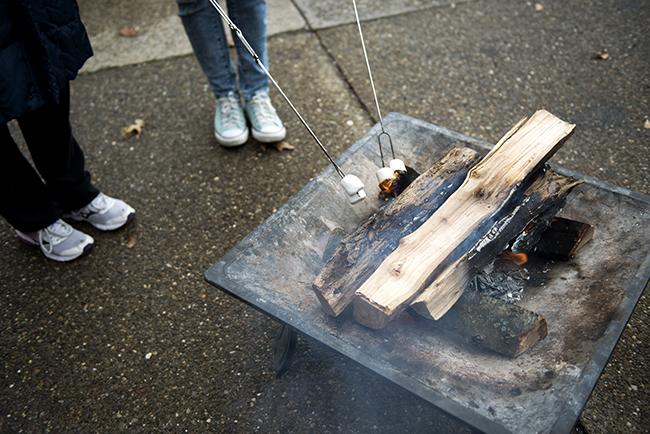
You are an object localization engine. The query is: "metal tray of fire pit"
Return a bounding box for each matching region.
[205,113,650,434]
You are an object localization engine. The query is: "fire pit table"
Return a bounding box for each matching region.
[204,113,650,434]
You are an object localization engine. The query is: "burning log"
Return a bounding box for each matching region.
[411,169,582,320]
[312,147,481,316]
[353,110,575,329]
[535,217,594,261]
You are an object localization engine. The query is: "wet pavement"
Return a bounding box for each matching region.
[0,0,647,432]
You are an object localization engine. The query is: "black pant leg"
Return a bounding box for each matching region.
[0,124,62,232]
[17,82,99,213]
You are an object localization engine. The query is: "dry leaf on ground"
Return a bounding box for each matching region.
[121,119,145,138]
[274,141,295,152]
[118,26,138,37]
[533,3,544,12]
[593,50,609,60]
[644,119,650,129]
[126,236,137,249]
[260,141,295,153]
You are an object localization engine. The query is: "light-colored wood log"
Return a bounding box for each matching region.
[353,110,575,329]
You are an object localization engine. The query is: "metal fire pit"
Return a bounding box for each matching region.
[204,113,650,434]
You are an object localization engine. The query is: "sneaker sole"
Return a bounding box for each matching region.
[95,211,135,231]
[251,126,287,143]
[215,128,249,147]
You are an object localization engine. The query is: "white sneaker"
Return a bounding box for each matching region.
[214,92,249,147]
[16,219,94,262]
[245,92,286,143]
[65,193,135,231]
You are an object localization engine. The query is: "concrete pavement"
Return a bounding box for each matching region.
[1,0,648,432]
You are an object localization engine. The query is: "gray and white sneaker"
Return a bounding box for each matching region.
[65,193,135,231]
[215,92,248,147]
[16,219,94,262]
[245,92,286,143]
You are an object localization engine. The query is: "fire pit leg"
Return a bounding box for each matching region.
[273,323,297,378]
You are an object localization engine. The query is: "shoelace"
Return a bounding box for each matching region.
[76,193,110,219]
[91,193,108,211]
[219,96,243,130]
[39,221,72,254]
[249,94,279,125]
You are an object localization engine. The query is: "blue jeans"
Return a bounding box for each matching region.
[177,0,269,100]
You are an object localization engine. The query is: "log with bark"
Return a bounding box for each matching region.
[418,290,549,358]
[353,110,576,329]
[314,161,579,357]
[535,217,594,260]
[312,147,481,316]
[411,169,582,320]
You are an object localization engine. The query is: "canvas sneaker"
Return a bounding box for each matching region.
[245,92,286,143]
[16,219,94,262]
[65,193,135,231]
[214,92,248,147]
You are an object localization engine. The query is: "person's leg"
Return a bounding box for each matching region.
[227,0,269,99]
[177,0,249,147]
[177,0,238,98]
[18,83,135,232]
[17,83,99,213]
[228,0,285,142]
[0,124,62,232]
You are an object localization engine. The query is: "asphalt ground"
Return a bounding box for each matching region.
[1,0,648,432]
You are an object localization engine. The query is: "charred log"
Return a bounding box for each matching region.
[535,217,594,261]
[312,147,481,316]
[354,111,576,329]
[411,169,582,320]
[418,290,548,358]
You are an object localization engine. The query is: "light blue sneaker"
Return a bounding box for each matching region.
[245,92,286,143]
[214,92,248,147]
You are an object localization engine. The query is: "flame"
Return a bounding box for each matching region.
[500,251,529,266]
[378,171,400,193]
[379,178,395,193]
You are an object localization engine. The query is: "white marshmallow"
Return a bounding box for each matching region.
[389,159,407,172]
[340,174,366,204]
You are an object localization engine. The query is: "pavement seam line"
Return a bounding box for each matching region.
[288,0,376,125]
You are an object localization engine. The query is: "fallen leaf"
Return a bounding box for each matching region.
[274,141,295,152]
[644,119,650,129]
[118,26,138,37]
[126,236,137,249]
[533,3,544,12]
[593,50,609,61]
[121,119,145,138]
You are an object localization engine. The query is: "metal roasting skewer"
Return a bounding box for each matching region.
[207,0,367,203]
[351,0,404,176]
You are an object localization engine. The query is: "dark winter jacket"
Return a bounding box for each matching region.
[0,0,92,124]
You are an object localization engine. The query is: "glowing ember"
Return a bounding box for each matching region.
[500,251,529,266]
[378,171,399,193]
